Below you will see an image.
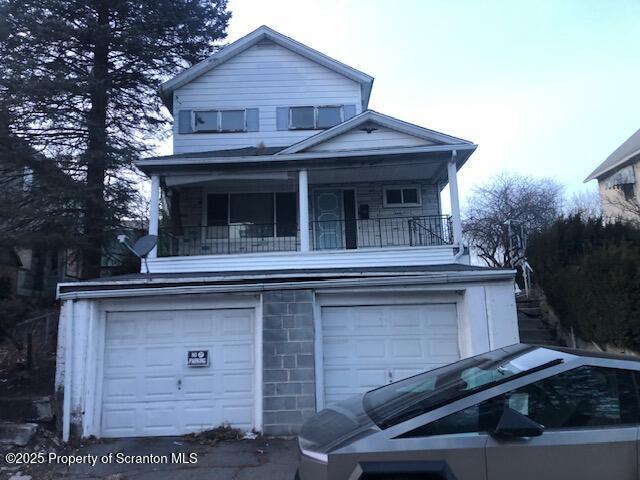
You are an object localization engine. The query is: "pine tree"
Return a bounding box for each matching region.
[0,0,231,278]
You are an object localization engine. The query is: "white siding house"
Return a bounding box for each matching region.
[56,25,518,440]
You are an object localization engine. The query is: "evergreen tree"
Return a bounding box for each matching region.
[0,0,231,278]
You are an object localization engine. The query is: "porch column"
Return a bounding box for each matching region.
[148,174,160,258]
[447,151,463,245]
[298,169,310,252]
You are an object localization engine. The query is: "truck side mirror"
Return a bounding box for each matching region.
[491,406,544,439]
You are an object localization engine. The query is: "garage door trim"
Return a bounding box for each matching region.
[89,295,262,438]
[313,292,462,411]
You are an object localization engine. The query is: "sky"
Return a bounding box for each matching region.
[159,0,640,210]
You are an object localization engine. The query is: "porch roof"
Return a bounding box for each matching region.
[135,143,475,184]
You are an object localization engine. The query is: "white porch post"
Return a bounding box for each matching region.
[447,151,463,245]
[298,169,310,252]
[148,174,160,258]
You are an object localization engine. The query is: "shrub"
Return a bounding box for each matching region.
[528,216,640,349]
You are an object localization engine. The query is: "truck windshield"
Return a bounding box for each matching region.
[363,344,571,429]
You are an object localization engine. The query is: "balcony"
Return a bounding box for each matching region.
[158,215,452,257]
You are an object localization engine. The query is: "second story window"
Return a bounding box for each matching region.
[289,105,347,130]
[195,109,246,133]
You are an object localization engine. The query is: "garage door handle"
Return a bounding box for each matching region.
[388,371,393,383]
[177,379,182,390]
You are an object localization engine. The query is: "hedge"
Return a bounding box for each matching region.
[528,216,640,350]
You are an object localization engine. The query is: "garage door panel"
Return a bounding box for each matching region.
[221,372,253,394]
[356,340,387,358]
[103,377,138,401]
[144,316,175,338]
[101,308,255,438]
[143,375,179,400]
[391,338,424,358]
[144,346,176,368]
[322,303,459,406]
[222,343,253,366]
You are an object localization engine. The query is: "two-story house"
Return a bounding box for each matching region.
[55,26,518,441]
[585,128,640,223]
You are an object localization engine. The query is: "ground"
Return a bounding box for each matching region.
[2,435,298,480]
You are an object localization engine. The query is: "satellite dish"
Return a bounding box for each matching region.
[132,235,158,257]
[117,234,158,275]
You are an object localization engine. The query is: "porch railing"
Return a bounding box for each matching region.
[158,215,452,257]
[158,223,299,257]
[311,215,452,250]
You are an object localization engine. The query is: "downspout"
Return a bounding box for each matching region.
[62,300,74,442]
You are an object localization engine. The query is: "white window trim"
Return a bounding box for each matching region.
[289,105,344,130]
[383,185,422,207]
[193,109,247,133]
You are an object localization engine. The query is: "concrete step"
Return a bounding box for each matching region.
[0,422,37,446]
[0,396,53,423]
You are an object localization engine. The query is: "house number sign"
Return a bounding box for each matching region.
[187,350,209,367]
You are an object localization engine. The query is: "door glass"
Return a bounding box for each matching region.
[399,366,640,438]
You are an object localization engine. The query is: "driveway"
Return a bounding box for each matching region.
[9,436,298,480]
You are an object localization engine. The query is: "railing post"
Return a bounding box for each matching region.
[299,169,310,252]
[148,174,160,258]
[447,151,463,245]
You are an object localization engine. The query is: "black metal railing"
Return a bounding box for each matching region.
[312,215,453,250]
[158,223,299,256]
[158,215,453,256]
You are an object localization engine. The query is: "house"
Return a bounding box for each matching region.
[55,26,518,440]
[585,128,640,223]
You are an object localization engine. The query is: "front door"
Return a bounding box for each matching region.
[313,189,343,249]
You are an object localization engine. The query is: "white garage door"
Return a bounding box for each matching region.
[101,308,255,438]
[322,303,460,405]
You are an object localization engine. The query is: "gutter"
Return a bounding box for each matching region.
[57,270,516,301]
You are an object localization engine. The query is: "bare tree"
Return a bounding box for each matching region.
[565,188,602,218]
[463,173,564,267]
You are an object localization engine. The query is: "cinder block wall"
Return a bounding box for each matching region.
[262,289,316,436]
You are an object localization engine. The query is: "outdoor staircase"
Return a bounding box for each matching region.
[517,294,565,347]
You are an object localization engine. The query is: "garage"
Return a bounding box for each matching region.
[321,303,460,406]
[100,307,256,437]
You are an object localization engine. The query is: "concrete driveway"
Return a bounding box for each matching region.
[16,436,298,480]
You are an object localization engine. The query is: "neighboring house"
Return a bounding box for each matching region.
[55,26,518,440]
[585,128,640,223]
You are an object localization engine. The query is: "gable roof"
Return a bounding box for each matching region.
[159,25,374,112]
[277,110,474,155]
[585,128,640,182]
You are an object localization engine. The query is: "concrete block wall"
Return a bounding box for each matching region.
[262,289,316,436]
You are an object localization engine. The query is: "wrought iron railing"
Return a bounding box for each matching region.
[158,215,453,256]
[158,223,299,256]
[311,215,453,250]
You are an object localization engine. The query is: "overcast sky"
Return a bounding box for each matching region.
[160,0,640,209]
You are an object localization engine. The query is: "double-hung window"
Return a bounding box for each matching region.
[194,109,246,133]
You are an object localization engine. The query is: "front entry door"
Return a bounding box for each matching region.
[313,190,343,249]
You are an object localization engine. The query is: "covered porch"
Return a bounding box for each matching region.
[147,149,464,259]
